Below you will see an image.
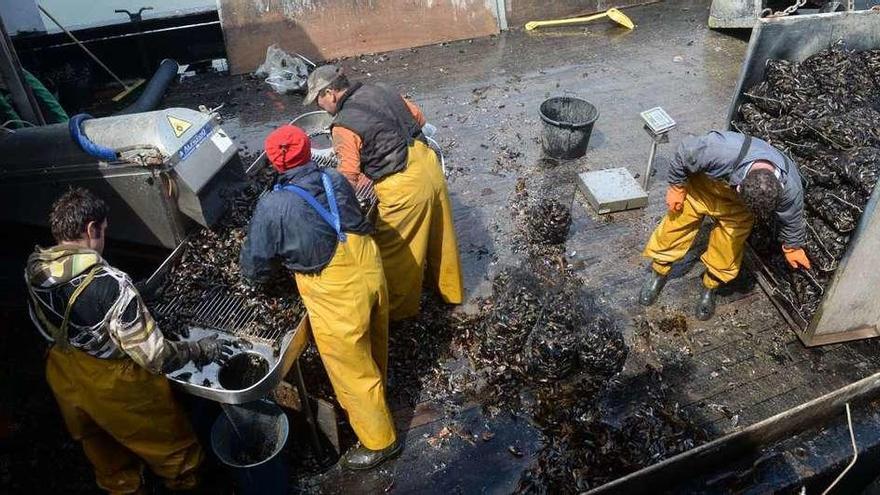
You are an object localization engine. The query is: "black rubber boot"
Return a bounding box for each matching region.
[639,270,668,306]
[696,287,717,321]
[340,440,402,471]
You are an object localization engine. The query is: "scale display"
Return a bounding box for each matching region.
[640,107,676,135]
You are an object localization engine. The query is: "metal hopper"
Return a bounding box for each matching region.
[0,108,244,248]
[728,10,880,346]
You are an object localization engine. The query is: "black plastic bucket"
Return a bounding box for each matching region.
[211,400,289,495]
[539,96,599,160]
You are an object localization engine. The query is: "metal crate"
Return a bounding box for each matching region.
[728,10,880,346]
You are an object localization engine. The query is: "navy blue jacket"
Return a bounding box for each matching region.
[239,162,372,280]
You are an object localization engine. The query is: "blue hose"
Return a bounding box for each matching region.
[68,114,117,161]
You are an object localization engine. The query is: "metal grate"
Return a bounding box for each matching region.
[152,287,302,343]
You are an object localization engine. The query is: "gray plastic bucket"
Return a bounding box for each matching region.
[211,400,289,495]
[539,96,599,160]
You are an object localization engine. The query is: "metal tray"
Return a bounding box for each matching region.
[145,242,310,404]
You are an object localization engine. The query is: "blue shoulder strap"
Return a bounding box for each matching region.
[274,172,347,242]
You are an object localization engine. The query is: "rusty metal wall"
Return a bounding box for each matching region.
[219,0,500,75]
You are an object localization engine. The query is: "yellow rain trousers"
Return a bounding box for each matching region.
[45,347,202,495]
[294,233,397,450]
[372,140,464,321]
[643,173,755,289]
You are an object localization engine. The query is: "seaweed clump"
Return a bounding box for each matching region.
[454,265,705,493]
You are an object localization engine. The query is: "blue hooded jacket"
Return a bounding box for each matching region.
[239,162,372,280]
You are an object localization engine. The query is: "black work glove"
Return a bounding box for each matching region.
[133,279,162,302]
[161,322,190,341]
[190,335,234,368]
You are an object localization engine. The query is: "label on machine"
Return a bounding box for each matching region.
[167,115,194,138]
[211,130,234,154]
[178,124,213,162]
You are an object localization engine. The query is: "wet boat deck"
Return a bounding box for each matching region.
[275,0,880,490]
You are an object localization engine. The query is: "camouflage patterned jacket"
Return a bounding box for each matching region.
[25,245,186,374]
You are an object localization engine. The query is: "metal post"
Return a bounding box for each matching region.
[0,12,45,125]
[494,0,509,31]
[293,360,326,459]
[643,139,658,190]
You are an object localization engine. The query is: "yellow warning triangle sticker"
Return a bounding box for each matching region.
[167,115,193,138]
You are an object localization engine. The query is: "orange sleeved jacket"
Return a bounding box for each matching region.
[332,98,426,186]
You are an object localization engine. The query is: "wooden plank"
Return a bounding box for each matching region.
[309,405,541,494]
[218,0,500,74]
[682,330,880,432]
[392,401,478,432]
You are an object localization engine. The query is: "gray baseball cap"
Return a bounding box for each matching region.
[304,64,343,105]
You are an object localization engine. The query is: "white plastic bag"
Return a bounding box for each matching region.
[255,44,311,94]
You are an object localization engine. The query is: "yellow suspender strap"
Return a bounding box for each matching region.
[59,267,100,343]
[29,266,100,349]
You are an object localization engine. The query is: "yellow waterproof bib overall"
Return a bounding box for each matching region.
[294,233,396,450]
[643,173,755,288]
[372,140,464,320]
[46,347,202,494]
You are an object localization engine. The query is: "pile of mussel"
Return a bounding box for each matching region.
[152,169,304,340]
[736,41,880,320]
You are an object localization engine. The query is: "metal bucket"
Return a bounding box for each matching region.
[211,400,289,495]
[291,110,334,164]
[539,96,599,160]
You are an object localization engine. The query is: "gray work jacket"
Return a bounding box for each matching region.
[668,130,806,247]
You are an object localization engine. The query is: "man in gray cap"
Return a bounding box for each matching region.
[304,65,464,325]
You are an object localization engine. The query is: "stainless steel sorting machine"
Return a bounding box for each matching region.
[728,11,880,345]
[0,107,244,248]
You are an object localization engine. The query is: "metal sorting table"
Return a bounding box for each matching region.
[144,241,311,405]
[727,10,880,346]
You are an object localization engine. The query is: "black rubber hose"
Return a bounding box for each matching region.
[116,58,179,115]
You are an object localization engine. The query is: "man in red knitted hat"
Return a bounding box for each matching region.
[239,125,400,470]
